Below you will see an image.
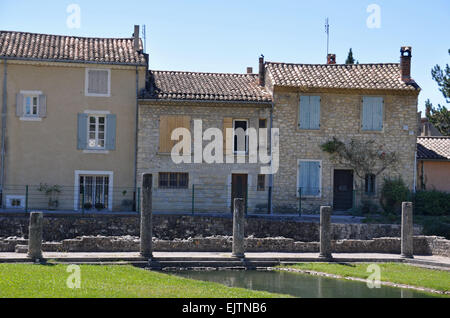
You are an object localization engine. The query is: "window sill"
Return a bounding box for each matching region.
[20,117,42,122]
[83,150,110,154]
[85,93,111,98]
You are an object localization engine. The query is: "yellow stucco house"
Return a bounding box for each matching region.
[0,27,147,211]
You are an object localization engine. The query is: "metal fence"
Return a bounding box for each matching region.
[0,184,382,215]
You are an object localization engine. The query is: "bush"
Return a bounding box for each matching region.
[380,177,411,214]
[414,190,450,216]
[421,220,450,239]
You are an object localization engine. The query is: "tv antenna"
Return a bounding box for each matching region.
[325,18,330,56]
[142,25,147,53]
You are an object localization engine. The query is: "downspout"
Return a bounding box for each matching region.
[0,59,7,205]
[268,101,274,214]
[134,66,139,209]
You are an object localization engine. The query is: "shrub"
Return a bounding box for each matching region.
[414,190,450,216]
[421,220,450,239]
[380,177,410,214]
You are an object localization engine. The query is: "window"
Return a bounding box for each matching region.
[233,119,248,154]
[85,69,110,96]
[298,160,321,196]
[257,174,266,191]
[365,174,376,195]
[77,113,116,151]
[79,175,110,209]
[259,118,267,129]
[299,96,320,130]
[158,116,191,153]
[362,97,383,131]
[159,172,189,189]
[88,115,106,149]
[16,91,47,120]
[6,195,25,209]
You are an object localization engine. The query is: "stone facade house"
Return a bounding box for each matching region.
[138,47,421,213]
[0,27,147,211]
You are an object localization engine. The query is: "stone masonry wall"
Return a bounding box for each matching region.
[0,214,421,242]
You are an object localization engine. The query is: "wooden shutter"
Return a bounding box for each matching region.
[363,97,383,131]
[88,70,109,95]
[299,96,310,129]
[299,161,320,196]
[105,114,116,150]
[77,113,88,149]
[310,96,321,129]
[38,94,47,118]
[16,93,24,117]
[362,97,372,130]
[223,117,233,155]
[159,115,190,153]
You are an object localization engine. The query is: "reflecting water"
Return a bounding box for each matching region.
[172,270,438,298]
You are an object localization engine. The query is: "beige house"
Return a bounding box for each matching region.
[138,48,421,213]
[0,28,147,211]
[417,137,450,192]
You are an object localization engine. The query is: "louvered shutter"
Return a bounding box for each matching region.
[223,117,233,155]
[310,96,321,129]
[16,93,24,117]
[299,96,310,129]
[105,114,116,150]
[77,113,88,149]
[38,94,47,118]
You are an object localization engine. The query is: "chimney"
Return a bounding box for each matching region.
[247,67,253,74]
[133,25,140,52]
[400,46,412,81]
[327,54,336,64]
[258,55,265,86]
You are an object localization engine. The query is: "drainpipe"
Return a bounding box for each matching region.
[0,59,7,205]
[133,66,139,209]
[268,101,274,214]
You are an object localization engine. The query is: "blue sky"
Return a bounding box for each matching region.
[1,0,449,112]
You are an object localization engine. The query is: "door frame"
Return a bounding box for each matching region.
[74,170,114,211]
[230,173,248,213]
[332,169,354,211]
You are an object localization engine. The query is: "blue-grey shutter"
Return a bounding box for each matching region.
[299,96,310,129]
[77,113,88,149]
[310,96,321,129]
[362,97,372,130]
[372,97,383,131]
[105,114,116,150]
[16,93,24,117]
[309,161,320,195]
[299,161,308,195]
[38,94,47,118]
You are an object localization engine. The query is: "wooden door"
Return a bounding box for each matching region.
[231,174,248,213]
[333,170,353,211]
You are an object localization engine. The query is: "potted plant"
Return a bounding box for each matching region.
[83,202,93,210]
[37,183,62,210]
[95,202,105,211]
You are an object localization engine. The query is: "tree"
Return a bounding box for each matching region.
[426,49,450,136]
[346,48,355,65]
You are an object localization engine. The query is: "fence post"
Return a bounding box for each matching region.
[298,187,302,217]
[267,186,272,215]
[140,174,153,258]
[136,187,141,213]
[245,188,248,216]
[191,184,195,215]
[81,185,85,216]
[401,202,414,259]
[28,212,43,261]
[232,198,245,258]
[352,189,356,209]
[319,206,333,259]
[25,185,29,213]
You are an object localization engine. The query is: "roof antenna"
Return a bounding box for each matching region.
[142,24,147,53]
[325,18,330,57]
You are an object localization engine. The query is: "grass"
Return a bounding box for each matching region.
[0,264,289,298]
[279,263,450,293]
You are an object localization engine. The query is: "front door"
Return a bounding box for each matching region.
[333,170,353,211]
[231,174,248,213]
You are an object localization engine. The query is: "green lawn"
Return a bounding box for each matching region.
[279,263,450,293]
[0,264,288,298]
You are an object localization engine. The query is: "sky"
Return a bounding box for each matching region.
[1,0,449,113]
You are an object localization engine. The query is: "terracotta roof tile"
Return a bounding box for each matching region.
[0,30,147,66]
[266,62,420,91]
[142,70,272,103]
[417,137,450,160]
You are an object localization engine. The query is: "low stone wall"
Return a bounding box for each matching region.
[0,214,420,242]
[2,235,448,257]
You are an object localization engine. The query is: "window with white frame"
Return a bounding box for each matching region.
[88,115,106,149]
[85,69,110,96]
[24,95,39,117]
[233,119,248,154]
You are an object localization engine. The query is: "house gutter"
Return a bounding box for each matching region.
[0,59,7,201]
[134,66,139,208]
[268,101,274,214]
[138,98,272,107]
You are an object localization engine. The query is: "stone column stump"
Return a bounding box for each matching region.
[140,174,153,258]
[319,206,333,259]
[28,212,43,261]
[401,202,414,259]
[232,198,245,258]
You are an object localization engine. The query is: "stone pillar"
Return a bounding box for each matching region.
[232,198,245,258]
[140,174,153,258]
[28,212,43,260]
[401,202,414,259]
[319,206,333,259]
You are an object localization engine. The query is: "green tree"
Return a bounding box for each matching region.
[345,48,355,65]
[426,49,450,136]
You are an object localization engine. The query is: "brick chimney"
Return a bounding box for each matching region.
[133,25,140,52]
[247,67,253,74]
[258,55,265,86]
[400,46,412,81]
[327,54,336,64]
